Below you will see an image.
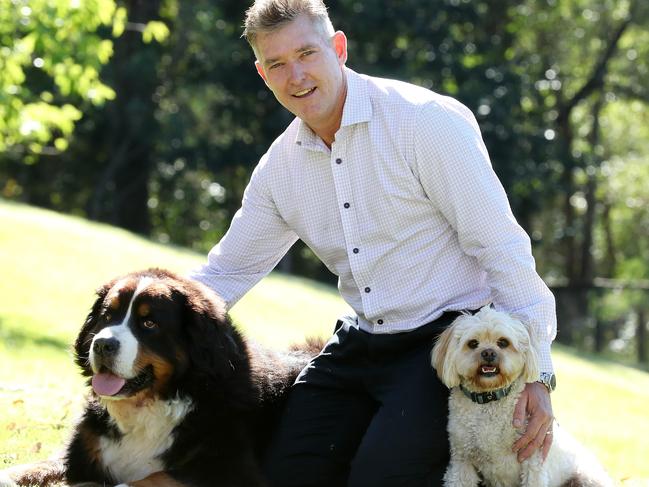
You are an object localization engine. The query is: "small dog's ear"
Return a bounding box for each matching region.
[520,322,540,383]
[431,324,461,388]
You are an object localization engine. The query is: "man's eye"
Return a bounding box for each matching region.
[270,63,283,70]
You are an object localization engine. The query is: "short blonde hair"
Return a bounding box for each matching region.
[243,0,335,52]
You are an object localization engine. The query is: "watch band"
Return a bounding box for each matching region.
[537,372,556,393]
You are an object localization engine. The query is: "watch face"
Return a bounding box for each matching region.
[539,373,556,391]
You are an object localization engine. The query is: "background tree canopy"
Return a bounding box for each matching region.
[1,0,648,363]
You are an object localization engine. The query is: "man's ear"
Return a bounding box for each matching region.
[332,30,347,65]
[255,60,269,86]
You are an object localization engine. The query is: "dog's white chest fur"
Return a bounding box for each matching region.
[99,396,193,483]
[446,380,610,487]
[448,383,524,485]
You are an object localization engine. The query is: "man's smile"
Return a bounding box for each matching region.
[293,87,317,98]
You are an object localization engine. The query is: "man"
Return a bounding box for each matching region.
[190,0,557,485]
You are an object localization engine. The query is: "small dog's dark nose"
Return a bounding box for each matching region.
[93,337,120,357]
[481,348,497,363]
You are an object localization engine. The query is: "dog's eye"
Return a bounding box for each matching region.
[142,320,158,329]
[104,313,112,322]
[467,339,479,349]
[497,338,510,348]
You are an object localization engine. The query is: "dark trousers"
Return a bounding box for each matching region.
[263,312,460,487]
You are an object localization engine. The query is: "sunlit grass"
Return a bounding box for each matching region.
[1,200,648,484]
[551,345,649,483]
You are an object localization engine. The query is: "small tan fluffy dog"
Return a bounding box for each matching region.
[431,306,613,487]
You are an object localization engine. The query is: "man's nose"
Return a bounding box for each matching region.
[288,62,306,83]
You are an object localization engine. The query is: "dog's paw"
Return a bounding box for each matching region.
[0,471,17,487]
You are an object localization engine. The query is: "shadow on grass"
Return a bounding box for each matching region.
[0,318,70,352]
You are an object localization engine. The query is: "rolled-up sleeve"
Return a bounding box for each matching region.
[189,154,298,309]
[413,98,557,373]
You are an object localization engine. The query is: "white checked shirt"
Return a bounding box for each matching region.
[191,67,557,373]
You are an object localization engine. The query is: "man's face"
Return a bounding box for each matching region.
[254,15,347,138]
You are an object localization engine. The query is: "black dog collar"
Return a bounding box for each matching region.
[459,384,513,404]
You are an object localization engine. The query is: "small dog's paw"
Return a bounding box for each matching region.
[0,471,17,487]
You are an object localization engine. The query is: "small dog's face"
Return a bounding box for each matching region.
[431,307,539,392]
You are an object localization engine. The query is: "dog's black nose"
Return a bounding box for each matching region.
[481,348,497,363]
[93,337,120,357]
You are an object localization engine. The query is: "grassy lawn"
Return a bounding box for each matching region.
[1,200,648,485]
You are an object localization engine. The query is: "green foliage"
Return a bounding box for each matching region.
[0,0,118,152]
[0,0,177,156]
[603,155,649,279]
[142,20,170,44]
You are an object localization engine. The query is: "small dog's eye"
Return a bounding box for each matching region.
[142,320,157,329]
[104,313,112,322]
[467,339,479,349]
[497,338,510,348]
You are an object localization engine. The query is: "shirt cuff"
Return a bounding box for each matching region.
[537,340,554,375]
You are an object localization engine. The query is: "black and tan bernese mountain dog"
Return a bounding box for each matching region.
[0,268,322,487]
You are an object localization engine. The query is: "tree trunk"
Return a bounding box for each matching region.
[88,0,162,235]
[601,202,616,277]
[579,97,603,285]
[638,307,647,364]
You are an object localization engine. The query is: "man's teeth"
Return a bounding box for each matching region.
[295,88,314,97]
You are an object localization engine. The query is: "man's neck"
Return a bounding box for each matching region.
[313,72,348,149]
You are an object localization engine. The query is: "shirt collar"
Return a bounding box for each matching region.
[294,67,372,151]
[340,67,373,127]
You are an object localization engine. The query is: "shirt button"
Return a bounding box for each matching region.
[377,319,384,325]
[335,158,342,164]
[343,202,350,209]
[364,287,371,293]
[352,248,359,254]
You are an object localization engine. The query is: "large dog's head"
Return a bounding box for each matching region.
[75,269,245,401]
[431,306,539,392]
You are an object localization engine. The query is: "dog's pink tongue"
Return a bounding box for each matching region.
[92,373,126,396]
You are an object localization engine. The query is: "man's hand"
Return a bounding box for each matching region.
[512,381,553,462]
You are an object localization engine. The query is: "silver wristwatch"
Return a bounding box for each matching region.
[537,372,556,393]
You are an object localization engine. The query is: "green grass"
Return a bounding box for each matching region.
[1,200,648,485]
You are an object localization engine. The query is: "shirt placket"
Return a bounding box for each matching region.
[330,138,377,326]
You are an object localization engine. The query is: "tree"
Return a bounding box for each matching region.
[511,0,649,347]
[85,0,169,234]
[0,0,118,155]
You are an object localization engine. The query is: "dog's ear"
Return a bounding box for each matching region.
[431,324,461,388]
[181,285,246,383]
[74,283,111,374]
[520,322,540,383]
